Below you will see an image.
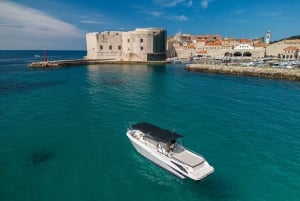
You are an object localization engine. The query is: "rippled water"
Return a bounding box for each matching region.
[0,51,300,201]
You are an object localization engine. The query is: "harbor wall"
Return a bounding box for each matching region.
[186,64,300,81]
[28,59,170,68]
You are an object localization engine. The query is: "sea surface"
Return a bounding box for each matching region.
[0,50,300,201]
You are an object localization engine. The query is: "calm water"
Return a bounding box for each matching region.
[0,50,300,201]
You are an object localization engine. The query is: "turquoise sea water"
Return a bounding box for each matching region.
[0,50,300,201]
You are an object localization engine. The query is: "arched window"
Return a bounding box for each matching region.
[234,52,242,57]
[243,52,252,57]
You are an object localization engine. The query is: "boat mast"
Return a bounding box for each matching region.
[44,51,48,62]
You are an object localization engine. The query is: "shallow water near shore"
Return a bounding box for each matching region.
[1,50,300,201]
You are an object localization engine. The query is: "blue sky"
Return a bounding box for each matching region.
[1,0,299,50]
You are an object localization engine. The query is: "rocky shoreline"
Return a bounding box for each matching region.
[186,64,300,81]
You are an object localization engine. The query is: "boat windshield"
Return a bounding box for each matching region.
[172,143,185,153]
[143,134,157,145]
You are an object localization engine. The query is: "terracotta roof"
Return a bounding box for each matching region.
[205,40,222,46]
[283,46,299,51]
[197,50,207,54]
[254,43,266,47]
[240,39,252,43]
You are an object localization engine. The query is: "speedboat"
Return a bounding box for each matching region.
[127,122,214,181]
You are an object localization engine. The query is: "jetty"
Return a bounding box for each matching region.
[186,64,300,81]
[28,59,170,68]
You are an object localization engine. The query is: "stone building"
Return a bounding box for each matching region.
[167,33,266,59]
[281,46,299,60]
[167,31,300,61]
[85,28,166,61]
[266,39,300,58]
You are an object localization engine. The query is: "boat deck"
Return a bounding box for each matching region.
[172,150,204,167]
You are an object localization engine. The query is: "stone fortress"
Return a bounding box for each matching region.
[85,28,166,62]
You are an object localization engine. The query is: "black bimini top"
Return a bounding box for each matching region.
[131,122,183,143]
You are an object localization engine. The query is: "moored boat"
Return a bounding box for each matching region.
[127,122,214,181]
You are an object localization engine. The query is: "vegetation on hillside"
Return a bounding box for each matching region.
[271,35,300,44]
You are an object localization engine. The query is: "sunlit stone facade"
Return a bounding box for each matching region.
[85,28,166,61]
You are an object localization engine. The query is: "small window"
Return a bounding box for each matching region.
[118,45,121,50]
[109,45,112,50]
[140,46,143,50]
[140,39,143,43]
[127,39,130,43]
[100,45,103,50]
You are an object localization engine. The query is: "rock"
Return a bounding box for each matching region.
[30,150,53,165]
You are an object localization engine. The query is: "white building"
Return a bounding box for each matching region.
[234,43,254,50]
[85,28,167,62]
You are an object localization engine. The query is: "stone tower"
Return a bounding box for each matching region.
[265,31,271,44]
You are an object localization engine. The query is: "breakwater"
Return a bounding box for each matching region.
[186,64,300,81]
[28,59,170,68]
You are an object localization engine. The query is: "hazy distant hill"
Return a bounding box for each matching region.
[271,35,300,44]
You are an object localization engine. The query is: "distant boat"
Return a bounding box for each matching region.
[167,57,181,63]
[34,55,40,58]
[127,122,214,181]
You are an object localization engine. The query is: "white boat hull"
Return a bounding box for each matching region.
[128,132,186,179]
[127,131,214,181]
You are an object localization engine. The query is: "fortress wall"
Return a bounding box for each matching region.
[86,28,167,61]
[266,40,300,57]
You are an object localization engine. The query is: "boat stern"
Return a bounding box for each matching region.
[190,161,214,181]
